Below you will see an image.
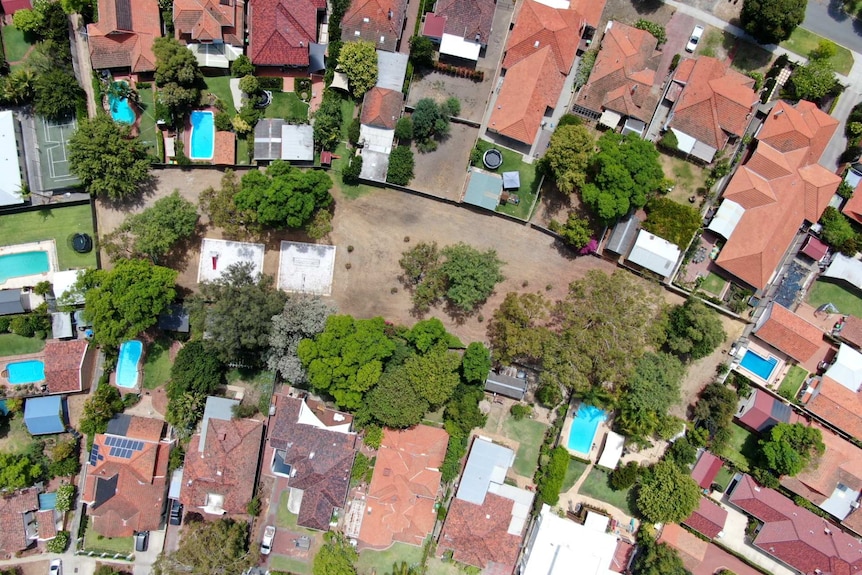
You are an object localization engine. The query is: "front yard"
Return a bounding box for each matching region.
[698,29,773,74]
[356,542,424,575]
[82,518,132,554]
[780,27,854,75]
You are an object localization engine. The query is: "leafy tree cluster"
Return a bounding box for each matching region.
[408,35,435,68]
[34,69,84,121]
[46,531,69,553]
[48,438,80,478]
[536,446,569,505]
[102,190,198,263]
[158,518,253,575]
[636,458,701,523]
[338,40,378,98]
[55,483,76,512]
[80,383,124,439]
[609,461,640,490]
[166,341,225,435]
[634,19,667,44]
[153,37,203,122]
[758,422,825,477]
[313,532,357,575]
[230,54,255,77]
[617,353,685,445]
[631,529,692,575]
[785,59,840,103]
[386,146,415,185]
[0,447,46,491]
[741,0,806,44]
[0,305,51,339]
[692,382,738,451]
[412,97,459,152]
[549,213,593,250]
[540,123,594,194]
[69,115,151,200]
[200,171,260,239]
[642,197,702,249]
[268,295,336,385]
[664,298,726,360]
[399,241,505,314]
[313,90,344,151]
[820,206,860,254]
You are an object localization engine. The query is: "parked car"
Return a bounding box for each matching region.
[135,531,149,552]
[49,560,62,575]
[261,525,276,555]
[169,499,183,525]
[686,25,704,52]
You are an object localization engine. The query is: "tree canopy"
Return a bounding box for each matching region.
[617,353,684,443]
[741,0,806,44]
[102,190,198,262]
[631,530,692,575]
[665,298,726,360]
[200,170,261,239]
[158,518,253,575]
[541,123,594,193]
[33,69,83,121]
[462,342,491,384]
[153,37,203,121]
[386,146,415,185]
[411,98,458,152]
[80,260,177,348]
[313,532,357,575]
[338,40,378,98]
[785,59,839,102]
[636,459,701,523]
[759,422,825,476]
[268,295,336,385]
[69,114,151,199]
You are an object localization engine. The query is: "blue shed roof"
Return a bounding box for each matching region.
[463,169,502,211]
[24,396,65,435]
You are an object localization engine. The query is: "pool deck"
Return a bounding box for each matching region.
[0,240,59,290]
[181,107,235,165]
[1,351,46,390]
[734,340,786,390]
[560,409,610,462]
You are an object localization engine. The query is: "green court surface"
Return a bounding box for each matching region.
[34,115,80,191]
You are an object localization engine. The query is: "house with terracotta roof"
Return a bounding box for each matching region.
[266,393,357,531]
[358,85,402,181]
[173,0,244,68]
[358,425,448,548]
[805,375,862,441]
[438,437,534,573]
[248,0,326,68]
[87,0,162,73]
[421,0,495,63]
[735,388,799,432]
[575,21,662,134]
[664,56,758,163]
[835,315,862,351]
[712,101,841,292]
[486,0,601,147]
[44,339,96,394]
[360,87,402,129]
[341,0,408,52]
[0,488,39,556]
[82,415,169,538]
[659,523,764,575]
[691,450,722,489]
[752,301,827,364]
[683,497,728,539]
[729,473,862,574]
[180,397,264,518]
[1,0,30,15]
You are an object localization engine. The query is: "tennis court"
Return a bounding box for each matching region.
[34,115,80,191]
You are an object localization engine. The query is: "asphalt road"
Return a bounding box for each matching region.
[804,0,862,54]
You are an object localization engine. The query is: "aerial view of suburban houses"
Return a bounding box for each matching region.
[8,0,862,573]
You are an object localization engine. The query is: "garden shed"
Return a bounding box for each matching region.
[24,396,65,435]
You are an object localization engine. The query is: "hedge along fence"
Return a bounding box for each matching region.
[432,61,484,81]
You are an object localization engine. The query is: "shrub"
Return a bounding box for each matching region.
[838,180,855,199]
[510,404,532,421]
[386,146,415,185]
[0,317,9,332]
[246,496,261,516]
[364,424,383,449]
[214,111,233,132]
[55,484,75,512]
[231,402,257,419]
[231,54,255,77]
[342,154,363,185]
[575,49,597,88]
[395,117,413,141]
[670,53,681,71]
[10,316,33,337]
[537,446,569,505]
[658,130,678,151]
[747,71,764,91]
[47,531,69,553]
[257,76,284,92]
[609,461,640,490]
[634,19,667,44]
[347,117,361,145]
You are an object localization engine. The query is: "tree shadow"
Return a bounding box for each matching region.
[98,175,158,211]
[633,0,665,15]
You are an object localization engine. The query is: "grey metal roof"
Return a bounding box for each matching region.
[0,289,24,315]
[605,213,640,255]
[463,169,502,211]
[455,438,515,505]
[281,124,314,162]
[51,312,73,339]
[199,396,240,452]
[254,119,284,161]
[484,373,527,400]
[376,51,409,92]
[502,171,520,190]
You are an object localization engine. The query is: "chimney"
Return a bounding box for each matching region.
[388,9,393,19]
[533,40,540,48]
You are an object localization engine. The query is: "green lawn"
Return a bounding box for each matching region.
[561,457,588,493]
[718,424,759,472]
[713,466,734,493]
[470,141,539,220]
[808,280,862,317]
[778,365,808,402]
[333,142,375,199]
[83,520,132,554]
[237,135,250,165]
[340,98,356,140]
[0,333,46,357]
[2,24,32,63]
[266,92,309,123]
[578,467,634,516]
[701,272,728,296]
[0,414,37,455]
[0,204,97,270]
[270,555,311,575]
[501,417,548,478]
[356,541,424,575]
[142,338,171,390]
[275,491,319,534]
[203,75,236,113]
[780,28,854,75]
[136,86,158,155]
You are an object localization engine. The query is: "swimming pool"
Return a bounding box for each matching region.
[6,360,46,384]
[0,251,50,283]
[109,82,135,125]
[567,404,607,454]
[116,340,143,388]
[740,349,779,381]
[189,110,215,160]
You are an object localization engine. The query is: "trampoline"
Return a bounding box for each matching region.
[72,233,92,254]
[483,149,503,170]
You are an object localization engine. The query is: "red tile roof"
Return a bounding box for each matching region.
[1,0,30,15]
[359,426,448,548]
[660,523,764,575]
[87,0,162,72]
[754,302,826,363]
[683,498,728,539]
[36,510,57,541]
[83,418,168,538]
[360,87,403,129]
[737,389,800,432]
[434,0,495,45]
[717,101,841,290]
[421,13,446,39]
[843,183,862,224]
[181,417,264,517]
[439,493,523,571]
[577,21,662,123]
[213,131,235,165]
[489,0,590,144]
[668,56,757,150]
[0,489,38,554]
[838,315,862,350]
[802,235,829,261]
[730,473,862,574]
[174,0,244,46]
[807,376,862,440]
[341,0,408,52]
[690,451,722,489]
[248,0,325,66]
[44,339,88,394]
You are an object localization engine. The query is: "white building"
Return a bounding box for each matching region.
[627,229,682,279]
[0,110,24,206]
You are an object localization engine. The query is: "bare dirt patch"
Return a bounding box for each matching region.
[599,0,675,29]
[659,154,708,204]
[407,72,492,123]
[410,123,478,201]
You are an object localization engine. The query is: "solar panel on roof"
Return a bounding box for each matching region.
[89,445,100,466]
[114,0,132,31]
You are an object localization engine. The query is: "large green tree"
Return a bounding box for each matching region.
[200,170,261,239]
[665,298,726,360]
[102,190,198,263]
[338,40,378,98]
[785,59,839,102]
[80,260,177,347]
[69,114,151,199]
[741,0,806,44]
[80,383,124,436]
[152,37,203,121]
[33,69,83,121]
[268,295,336,385]
[364,367,430,428]
[313,532,357,575]
[692,382,738,450]
[488,292,553,365]
[235,160,333,230]
[158,519,253,575]
[541,123,594,193]
[169,341,224,399]
[462,341,491,384]
[631,530,691,575]
[297,315,396,409]
[759,422,825,476]
[191,262,287,364]
[618,353,684,442]
[636,459,700,523]
[581,132,665,222]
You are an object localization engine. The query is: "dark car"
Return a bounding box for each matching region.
[169,500,183,525]
[134,531,149,552]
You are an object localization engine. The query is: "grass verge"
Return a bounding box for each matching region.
[780,27,854,75]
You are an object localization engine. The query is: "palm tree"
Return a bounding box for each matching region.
[2,68,35,104]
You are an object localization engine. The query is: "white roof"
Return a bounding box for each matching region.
[599,109,622,129]
[531,0,570,7]
[51,312,73,339]
[277,241,336,296]
[0,111,23,206]
[825,343,862,392]
[597,432,625,470]
[376,50,409,91]
[823,253,862,290]
[439,33,481,61]
[280,124,314,162]
[671,128,696,154]
[628,229,681,278]
[846,169,862,189]
[197,238,265,283]
[359,125,394,154]
[708,199,745,239]
[297,399,352,433]
[331,71,350,92]
[522,505,622,575]
[53,269,85,305]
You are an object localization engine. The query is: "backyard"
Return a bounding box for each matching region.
[203,75,236,113]
[808,280,862,317]
[471,140,539,220]
[578,467,634,516]
[561,457,589,492]
[356,542,424,575]
[0,204,97,269]
[265,92,309,123]
[780,27,854,75]
[142,337,172,390]
[270,556,311,575]
[718,423,758,472]
[778,365,808,402]
[0,333,46,356]
[0,413,36,455]
[659,154,707,205]
[483,405,549,478]
[136,86,159,155]
[713,465,734,493]
[2,24,32,65]
[701,272,727,296]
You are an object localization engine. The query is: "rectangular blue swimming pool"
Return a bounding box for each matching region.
[189,110,214,160]
[6,360,45,384]
[567,404,607,454]
[740,349,778,380]
[116,340,143,388]
[0,251,50,283]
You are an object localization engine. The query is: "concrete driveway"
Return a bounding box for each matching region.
[133,527,166,575]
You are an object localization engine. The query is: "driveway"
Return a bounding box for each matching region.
[804,0,862,54]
